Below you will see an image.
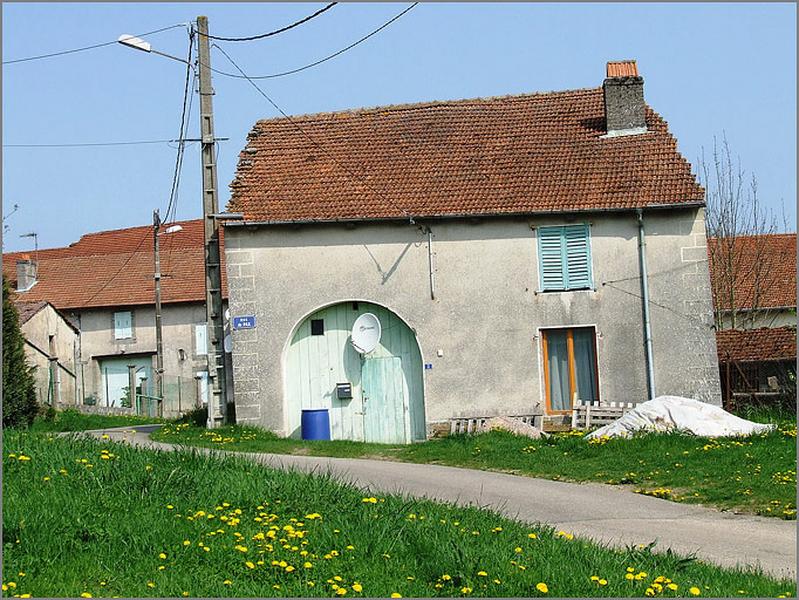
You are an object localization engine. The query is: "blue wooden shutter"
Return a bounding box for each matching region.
[114,311,132,339]
[564,224,592,289]
[538,226,566,290]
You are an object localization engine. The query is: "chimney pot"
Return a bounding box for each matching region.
[603,60,647,137]
[16,258,37,292]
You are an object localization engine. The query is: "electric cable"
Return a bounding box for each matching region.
[207,3,418,80]
[81,229,151,306]
[197,3,337,42]
[213,43,415,222]
[4,139,193,148]
[3,23,185,65]
[164,30,196,224]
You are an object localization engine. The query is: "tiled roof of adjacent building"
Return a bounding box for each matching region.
[716,326,796,363]
[708,234,797,311]
[3,219,225,311]
[228,87,704,223]
[14,300,49,324]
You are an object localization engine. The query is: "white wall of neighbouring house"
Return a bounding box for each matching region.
[224,208,721,439]
[21,305,79,406]
[73,302,227,411]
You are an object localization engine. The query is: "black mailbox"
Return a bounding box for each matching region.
[336,382,353,400]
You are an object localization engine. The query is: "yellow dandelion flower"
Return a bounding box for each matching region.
[336,587,348,596]
[627,567,635,573]
[147,582,155,588]
[689,587,701,596]
[536,582,548,594]
[625,573,635,580]
[442,574,452,581]
[182,593,189,597]
[667,583,678,591]
[477,571,487,577]
[599,579,607,586]
[352,583,363,593]
[245,561,255,569]
[223,580,232,585]
[461,587,472,594]
[390,594,402,598]
[304,562,313,568]
[528,533,537,539]
[183,540,191,546]
[80,595,92,599]
[285,566,295,573]
[159,552,167,559]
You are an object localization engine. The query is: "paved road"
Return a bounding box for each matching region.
[86,426,796,578]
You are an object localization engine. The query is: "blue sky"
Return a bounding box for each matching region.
[3,2,796,252]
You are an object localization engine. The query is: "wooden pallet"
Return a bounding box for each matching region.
[449,415,538,435]
[570,401,636,430]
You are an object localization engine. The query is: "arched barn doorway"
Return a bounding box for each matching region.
[284,302,425,443]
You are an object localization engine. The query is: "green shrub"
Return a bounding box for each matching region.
[179,406,208,427]
[2,276,38,428]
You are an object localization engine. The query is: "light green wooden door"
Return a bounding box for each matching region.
[362,356,406,444]
[285,301,426,443]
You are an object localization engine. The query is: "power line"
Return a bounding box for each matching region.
[198,3,337,42]
[164,29,196,224]
[208,3,418,80]
[601,281,714,329]
[3,23,185,65]
[213,43,415,222]
[81,230,151,307]
[3,139,195,148]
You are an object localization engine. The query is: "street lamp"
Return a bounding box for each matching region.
[153,209,182,416]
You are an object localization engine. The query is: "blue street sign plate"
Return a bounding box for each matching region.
[233,315,256,330]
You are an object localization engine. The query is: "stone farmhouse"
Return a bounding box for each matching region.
[222,60,722,442]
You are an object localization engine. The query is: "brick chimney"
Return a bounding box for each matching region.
[603,60,647,137]
[16,254,37,292]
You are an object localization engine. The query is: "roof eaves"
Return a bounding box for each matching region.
[225,201,707,229]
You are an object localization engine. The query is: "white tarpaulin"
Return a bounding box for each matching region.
[584,395,775,439]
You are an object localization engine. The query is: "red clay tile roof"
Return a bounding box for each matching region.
[607,61,639,77]
[228,87,704,223]
[3,219,226,311]
[716,326,796,363]
[708,234,796,311]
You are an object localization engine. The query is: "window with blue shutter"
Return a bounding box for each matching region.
[537,224,593,291]
[113,311,133,339]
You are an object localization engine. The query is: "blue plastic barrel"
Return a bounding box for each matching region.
[301,409,331,441]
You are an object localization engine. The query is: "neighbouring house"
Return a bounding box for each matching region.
[3,219,229,415]
[709,233,797,408]
[15,299,80,406]
[222,60,722,443]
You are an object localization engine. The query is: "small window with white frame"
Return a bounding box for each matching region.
[195,324,208,356]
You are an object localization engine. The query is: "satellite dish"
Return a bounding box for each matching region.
[351,313,381,354]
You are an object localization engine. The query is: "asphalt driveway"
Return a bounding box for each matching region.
[86,426,796,578]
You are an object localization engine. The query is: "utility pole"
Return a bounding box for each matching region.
[153,209,164,416]
[196,15,227,428]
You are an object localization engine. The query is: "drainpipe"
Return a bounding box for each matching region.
[637,209,656,400]
[425,226,436,300]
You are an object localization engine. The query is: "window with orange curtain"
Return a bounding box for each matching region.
[541,327,599,413]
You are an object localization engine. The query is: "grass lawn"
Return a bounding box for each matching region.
[28,408,163,433]
[3,431,795,598]
[151,419,797,520]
